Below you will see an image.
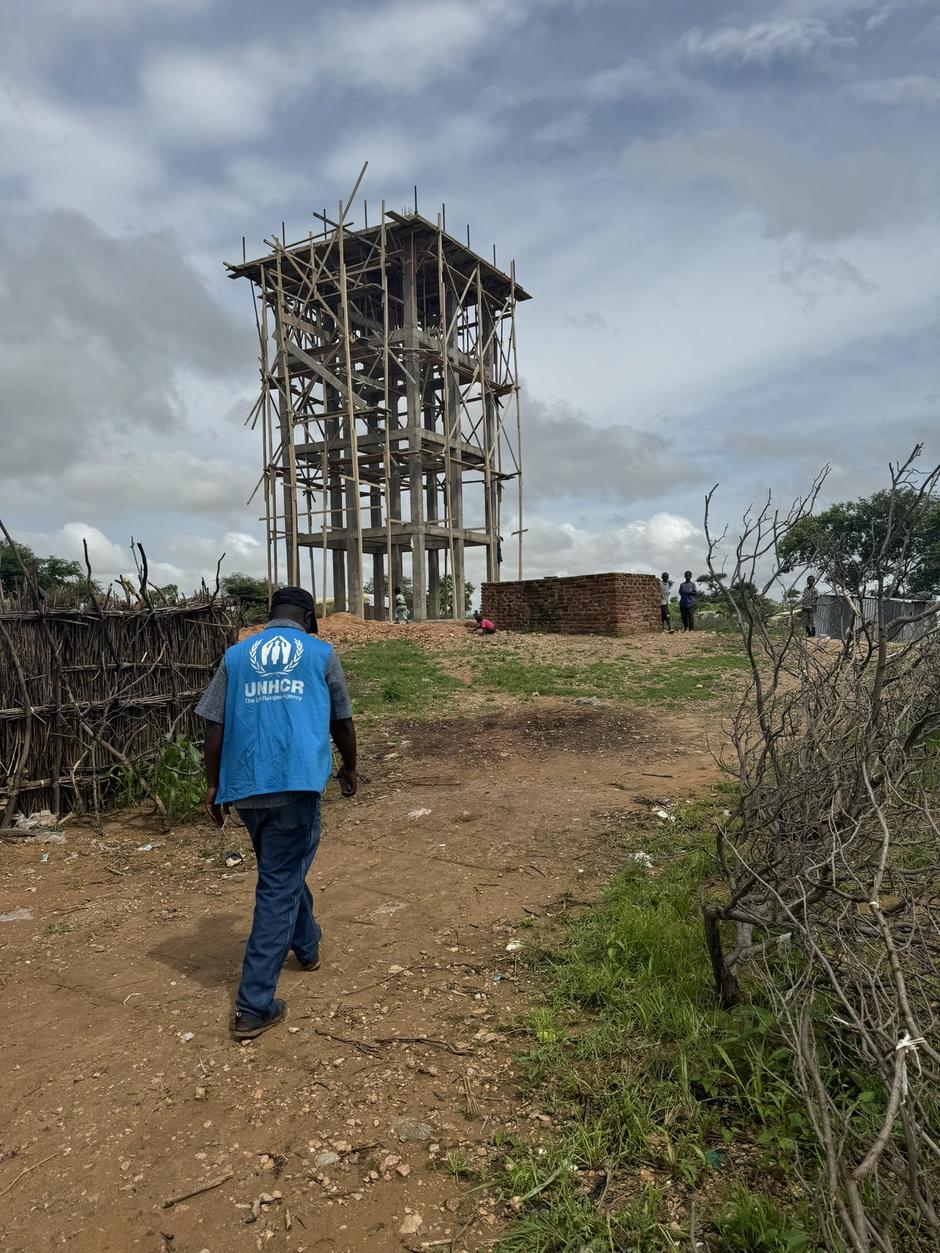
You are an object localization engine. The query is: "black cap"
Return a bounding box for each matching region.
[270,586,317,625]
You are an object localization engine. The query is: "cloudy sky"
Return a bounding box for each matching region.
[1,0,938,596]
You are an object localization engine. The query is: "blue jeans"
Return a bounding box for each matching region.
[235,793,321,1018]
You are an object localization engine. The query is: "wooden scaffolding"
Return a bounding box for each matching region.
[227,189,530,621]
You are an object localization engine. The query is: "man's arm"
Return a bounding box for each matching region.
[203,722,225,826]
[195,658,228,827]
[326,650,358,797]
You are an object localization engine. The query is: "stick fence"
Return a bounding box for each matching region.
[0,551,237,825]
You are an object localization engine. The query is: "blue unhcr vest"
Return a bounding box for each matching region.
[217,625,334,803]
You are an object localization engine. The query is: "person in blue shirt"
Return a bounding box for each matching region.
[197,586,357,1041]
[678,572,698,632]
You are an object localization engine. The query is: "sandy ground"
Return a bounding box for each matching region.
[0,632,723,1253]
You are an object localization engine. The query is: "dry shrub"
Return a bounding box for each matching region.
[703,450,940,1252]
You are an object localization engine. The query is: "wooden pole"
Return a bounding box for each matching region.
[381,200,394,622]
[510,259,524,581]
[437,215,459,618]
[259,266,276,591]
[272,246,301,585]
[403,234,427,619]
[337,200,364,617]
[477,269,497,584]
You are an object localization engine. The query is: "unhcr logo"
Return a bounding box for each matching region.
[249,634,304,677]
[245,634,305,701]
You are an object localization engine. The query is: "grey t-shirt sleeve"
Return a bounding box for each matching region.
[195,656,228,724]
[326,650,353,720]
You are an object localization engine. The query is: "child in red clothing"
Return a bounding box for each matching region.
[472,610,497,634]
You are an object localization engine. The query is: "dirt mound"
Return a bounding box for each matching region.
[320,613,473,647]
[239,613,475,647]
[395,703,647,759]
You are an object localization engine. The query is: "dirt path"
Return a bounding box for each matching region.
[1,700,717,1253]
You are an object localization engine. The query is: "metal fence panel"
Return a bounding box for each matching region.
[816,594,936,643]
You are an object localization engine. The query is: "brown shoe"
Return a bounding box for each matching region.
[231,998,288,1041]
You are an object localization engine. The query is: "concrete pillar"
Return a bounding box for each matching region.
[367,415,384,618]
[344,481,362,616]
[482,304,499,583]
[371,553,385,619]
[325,386,346,612]
[403,239,427,620]
[423,389,440,617]
[445,290,464,618]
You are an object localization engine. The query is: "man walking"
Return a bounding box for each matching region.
[660,572,673,634]
[678,571,698,632]
[801,575,819,638]
[197,587,357,1041]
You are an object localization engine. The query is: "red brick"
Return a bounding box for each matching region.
[481,572,660,636]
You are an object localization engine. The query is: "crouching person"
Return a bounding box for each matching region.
[197,587,358,1040]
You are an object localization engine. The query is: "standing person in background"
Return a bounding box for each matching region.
[393,585,409,625]
[678,571,698,632]
[660,572,673,634]
[801,575,819,637]
[197,587,358,1041]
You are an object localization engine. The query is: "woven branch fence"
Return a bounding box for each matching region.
[0,535,238,826]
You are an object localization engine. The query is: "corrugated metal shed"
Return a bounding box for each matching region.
[816,594,936,642]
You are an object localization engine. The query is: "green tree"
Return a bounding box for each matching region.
[439,575,474,617]
[696,571,776,622]
[221,571,269,623]
[696,572,728,598]
[1,540,83,597]
[778,488,940,598]
[221,571,268,601]
[363,573,473,617]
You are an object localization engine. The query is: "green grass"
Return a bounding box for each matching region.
[342,638,462,718]
[492,805,822,1252]
[340,633,749,721]
[472,648,748,705]
[629,652,749,702]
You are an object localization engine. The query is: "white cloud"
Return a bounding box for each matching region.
[3,0,939,609]
[21,522,244,592]
[583,57,670,103]
[322,114,500,186]
[38,0,213,17]
[0,211,249,477]
[136,0,527,153]
[140,50,279,144]
[59,450,257,516]
[169,530,264,573]
[854,75,940,108]
[43,523,132,582]
[0,80,165,223]
[313,0,497,94]
[521,512,703,581]
[521,391,695,504]
[683,19,851,67]
[623,129,914,240]
[36,523,186,589]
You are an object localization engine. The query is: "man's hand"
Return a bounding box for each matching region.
[204,786,225,828]
[337,766,359,798]
[330,718,357,799]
